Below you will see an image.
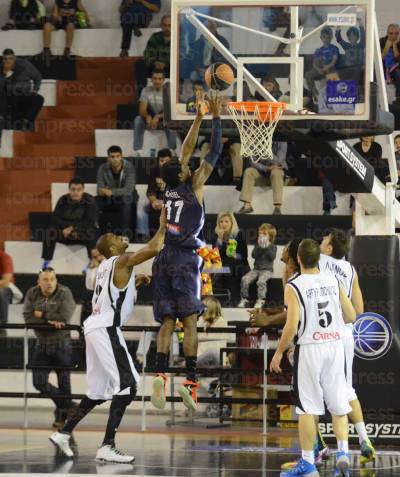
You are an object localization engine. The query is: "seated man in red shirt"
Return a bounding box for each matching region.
[0,250,14,337]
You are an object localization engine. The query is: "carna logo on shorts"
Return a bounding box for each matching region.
[353,312,393,360]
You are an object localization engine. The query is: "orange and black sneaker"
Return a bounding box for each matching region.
[151,373,167,409]
[178,380,199,411]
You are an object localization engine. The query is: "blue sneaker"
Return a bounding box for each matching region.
[336,451,350,476]
[280,458,320,476]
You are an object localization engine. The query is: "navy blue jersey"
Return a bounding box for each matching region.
[164,180,205,250]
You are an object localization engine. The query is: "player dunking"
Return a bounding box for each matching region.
[271,239,356,477]
[49,215,166,463]
[320,228,376,464]
[151,93,222,411]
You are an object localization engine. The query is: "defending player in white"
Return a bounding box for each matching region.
[271,239,356,477]
[320,229,375,464]
[49,211,166,464]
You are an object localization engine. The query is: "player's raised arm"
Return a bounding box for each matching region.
[339,285,356,323]
[180,92,207,166]
[192,93,222,193]
[351,270,364,315]
[118,209,167,268]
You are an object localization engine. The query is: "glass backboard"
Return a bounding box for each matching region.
[170,0,374,122]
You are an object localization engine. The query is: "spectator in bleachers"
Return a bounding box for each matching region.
[2,0,45,30]
[254,75,282,102]
[97,145,137,239]
[0,249,14,337]
[212,213,249,307]
[238,223,277,309]
[394,134,400,180]
[120,0,161,58]
[189,20,230,82]
[41,177,98,269]
[380,24,400,103]
[186,80,205,113]
[305,26,339,101]
[335,23,365,68]
[42,0,91,60]
[146,148,171,237]
[23,267,77,429]
[0,48,44,131]
[238,142,288,215]
[354,136,388,183]
[133,69,177,156]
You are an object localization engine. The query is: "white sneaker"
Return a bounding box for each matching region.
[237,298,249,308]
[254,299,265,309]
[134,149,145,157]
[49,431,74,457]
[95,444,135,464]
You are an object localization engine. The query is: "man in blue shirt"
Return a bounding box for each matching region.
[119,0,160,57]
[305,26,339,101]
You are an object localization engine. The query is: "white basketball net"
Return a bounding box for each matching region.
[227,102,285,162]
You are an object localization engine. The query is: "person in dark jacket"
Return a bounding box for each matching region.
[0,48,44,130]
[119,0,160,57]
[23,268,77,428]
[2,0,45,30]
[354,136,388,183]
[212,213,249,306]
[96,145,137,239]
[380,24,400,102]
[41,177,98,268]
[238,223,277,309]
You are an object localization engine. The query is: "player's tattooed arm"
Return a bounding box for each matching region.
[180,92,207,166]
[270,285,299,373]
[339,285,356,323]
[192,93,222,195]
[119,208,166,268]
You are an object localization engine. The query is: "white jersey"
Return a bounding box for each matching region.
[287,271,345,345]
[84,256,136,334]
[319,254,355,298]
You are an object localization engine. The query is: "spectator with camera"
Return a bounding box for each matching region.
[0,48,44,131]
[41,177,98,269]
[120,0,161,57]
[23,268,77,429]
[2,0,46,30]
[96,145,137,239]
[133,69,177,156]
[42,0,91,60]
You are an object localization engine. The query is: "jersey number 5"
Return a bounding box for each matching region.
[318,301,332,328]
[165,200,184,223]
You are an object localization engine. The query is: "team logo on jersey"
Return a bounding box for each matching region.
[353,312,393,360]
[167,223,181,235]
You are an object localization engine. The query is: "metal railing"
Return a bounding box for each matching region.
[0,323,293,434]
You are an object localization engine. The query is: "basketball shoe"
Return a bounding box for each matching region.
[151,373,167,409]
[280,458,320,476]
[360,438,376,465]
[95,444,135,464]
[336,451,350,476]
[178,380,199,411]
[49,431,74,457]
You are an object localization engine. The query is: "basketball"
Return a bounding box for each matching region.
[204,63,234,91]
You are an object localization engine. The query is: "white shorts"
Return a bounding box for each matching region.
[293,340,352,416]
[85,327,140,400]
[344,329,358,403]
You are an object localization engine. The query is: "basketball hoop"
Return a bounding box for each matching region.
[227,101,286,162]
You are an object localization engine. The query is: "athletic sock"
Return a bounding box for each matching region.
[61,396,103,434]
[102,395,132,446]
[338,440,349,453]
[302,449,315,465]
[155,352,168,374]
[185,356,197,382]
[355,421,369,444]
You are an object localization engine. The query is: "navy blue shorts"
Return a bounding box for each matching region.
[152,246,205,323]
